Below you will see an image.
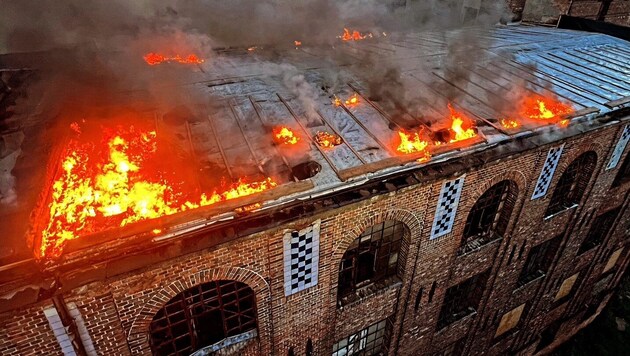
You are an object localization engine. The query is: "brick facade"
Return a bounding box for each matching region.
[519,0,630,25]
[1,116,628,355]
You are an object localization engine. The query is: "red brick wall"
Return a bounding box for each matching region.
[0,302,63,356]
[0,119,629,356]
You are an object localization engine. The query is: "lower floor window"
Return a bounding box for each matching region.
[332,318,392,356]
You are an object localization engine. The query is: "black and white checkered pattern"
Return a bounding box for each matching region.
[430,175,466,240]
[283,221,320,296]
[606,124,630,170]
[531,144,565,200]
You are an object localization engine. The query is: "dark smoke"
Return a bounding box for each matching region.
[0,0,512,205]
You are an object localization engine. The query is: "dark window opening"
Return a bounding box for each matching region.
[414,287,423,311]
[437,270,490,329]
[507,243,517,265]
[288,347,295,356]
[338,220,406,303]
[579,207,620,254]
[306,339,313,356]
[332,318,392,356]
[545,152,597,217]
[518,235,562,286]
[149,280,257,356]
[612,150,630,187]
[428,281,437,303]
[459,180,518,255]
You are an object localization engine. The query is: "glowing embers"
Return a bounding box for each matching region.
[38,123,276,259]
[143,52,204,66]
[294,40,302,47]
[333,93,360,107]
[314,131,342,148]
[500,118,520,130]
[273,126,300,145]
[445,104,477,143]
[339,28,372,41]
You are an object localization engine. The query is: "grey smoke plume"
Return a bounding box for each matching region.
[0,0,512,205]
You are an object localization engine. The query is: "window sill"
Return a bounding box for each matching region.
[543,204,578,220]
[337,276,402,309]
[457,233,502,256]
[191,329,257,356]
[435,308,477,333]
[514,272,545,292]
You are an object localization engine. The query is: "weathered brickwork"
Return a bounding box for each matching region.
[520,0,630,25]
[1,117,629,356]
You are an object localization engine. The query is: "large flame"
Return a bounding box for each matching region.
[448,104,477,142]
[397,130,429,154]
[143,53,204,66]
[38,124,276,258]
[273,127,300,145]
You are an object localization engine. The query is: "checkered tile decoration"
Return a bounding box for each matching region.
[606,125,630,170]
[531,144,565,200]
[430,175,466,240]
[283,220,320,296]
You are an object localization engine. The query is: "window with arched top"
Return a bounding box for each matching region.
[459,180,518,255]
[545,151,597,217]
[612,152,630,188]
[149,280,258,356]
[338,220,406,304]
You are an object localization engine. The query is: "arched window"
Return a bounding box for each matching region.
[460,180,518,254]
[612,152,630,187]
[545,151,597,217]
[149,280,257,356]
[338,220,406,303]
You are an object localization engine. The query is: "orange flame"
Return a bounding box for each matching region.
[521,96,572,121]
[345,93,359,106]
[339,28,371,41]
[500,118,520,129]
[447,104,477,142]
[143,53,204,66]
[333,94,359,107]
[294,40,302,47]
[397,130,429,155]
[37,124,276,258]
[273,127,300,145]
[314,131,342,148]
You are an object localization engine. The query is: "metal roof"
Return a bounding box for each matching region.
[1,24,630,265]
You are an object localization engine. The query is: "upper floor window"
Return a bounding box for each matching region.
[545,151,597,217]
[338,220,406,304]
[149,280,257,356]
[437,270,490,329]
[517,235,562,286]
[578,207,621,254]
[612,153,630,187]
[460,180,518,254]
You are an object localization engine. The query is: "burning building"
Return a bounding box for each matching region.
[1,2,630,356]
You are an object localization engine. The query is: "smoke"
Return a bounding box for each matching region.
[0,0,513,206]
